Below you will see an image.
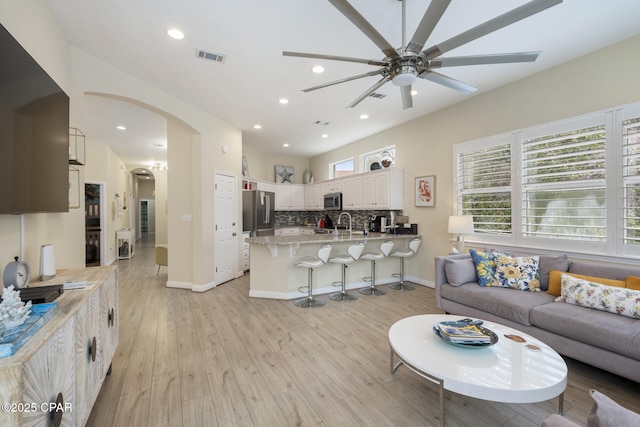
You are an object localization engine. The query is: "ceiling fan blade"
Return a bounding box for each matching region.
[406,0,451,54]
[283,51,387,66]
[347,76,390,108]
[302,69,384,92]
[328,0,400,59]
[400,85,413,110]
[430,51,541,68]
[419,70,477,94]
[422,0,562,59]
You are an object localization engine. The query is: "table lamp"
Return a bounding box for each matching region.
[448,215,475,254]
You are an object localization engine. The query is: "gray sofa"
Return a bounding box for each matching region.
[434,253,640,383]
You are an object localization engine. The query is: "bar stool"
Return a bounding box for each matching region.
[359,240,394,296]
[388,237,421,291]
[328,242,365,302]
[294,244,332,308]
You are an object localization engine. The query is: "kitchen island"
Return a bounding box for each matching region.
[246,232,421,299]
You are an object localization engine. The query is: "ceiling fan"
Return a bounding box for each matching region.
[283,0,562,110]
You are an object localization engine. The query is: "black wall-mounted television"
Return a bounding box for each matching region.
[0,23,70,214]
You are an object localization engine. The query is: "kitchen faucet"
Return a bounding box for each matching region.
[337,211,352,236]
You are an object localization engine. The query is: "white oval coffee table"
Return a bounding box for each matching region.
[389,314,567,426]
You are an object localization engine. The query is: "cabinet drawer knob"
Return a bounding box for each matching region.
[88,336,97,362]
[49,392,64,427]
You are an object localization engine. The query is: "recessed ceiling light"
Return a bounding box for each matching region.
[312,65,325,74]
[321,134,329,139]
[279,98,289,105]
[411,90,418,96]
[283,143,289,147]
[360,114,369,119]
[167,28,184,40]
[253,124,262,129]
[116,125,126,130]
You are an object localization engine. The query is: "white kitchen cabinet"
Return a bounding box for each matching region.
[341,175,363,209]
[325,179,342,193]
[257,181,276,193]
[241,232,250,271]
[362,168,403,210]
[304,182,326,210]
[276,184,304,210]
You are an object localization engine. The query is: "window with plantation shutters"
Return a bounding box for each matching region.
[521,118,607,241]
[623,116,640,246]
[455,137,512,235]
[453,102,640,258]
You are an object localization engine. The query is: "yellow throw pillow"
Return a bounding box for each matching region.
[547,270,626,296]
[626,276,640,291]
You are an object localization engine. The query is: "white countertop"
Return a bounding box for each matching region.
[246,232,419,245]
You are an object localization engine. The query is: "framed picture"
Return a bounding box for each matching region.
[68,166,80,209]
[415,175,436,207]
[275,165,294,183]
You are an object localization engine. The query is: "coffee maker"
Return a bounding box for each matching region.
[368,215,385,232]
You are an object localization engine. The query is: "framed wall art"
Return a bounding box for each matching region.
[415,175,436,207]
[275,165,294,183]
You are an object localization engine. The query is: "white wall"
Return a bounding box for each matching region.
[242,144,310,183]
[0,0,85,274]
[309,34,640,284]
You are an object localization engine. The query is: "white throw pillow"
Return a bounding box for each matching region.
[556,274,640,319]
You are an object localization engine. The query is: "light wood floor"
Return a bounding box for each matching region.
[87,236,640,427]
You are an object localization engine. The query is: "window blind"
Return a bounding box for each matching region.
[623,117,640,246]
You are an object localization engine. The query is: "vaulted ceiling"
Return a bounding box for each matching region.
[47,0,640,166]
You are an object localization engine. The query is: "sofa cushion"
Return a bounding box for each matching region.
[538,255,570,291]
[444,258,477,286]
[439,282,555,326]
[547,270,626,297]
[556,274,640,320]
[587,389,640,427]
[530,301,640,360]
[493,253,541,291]
[469,249,501,287]
[626,276,640,291]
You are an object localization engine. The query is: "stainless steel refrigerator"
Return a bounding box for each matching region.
[242,190,275,236]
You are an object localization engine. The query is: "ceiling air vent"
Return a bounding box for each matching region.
[369,92,386,99]
[195,49,226,63]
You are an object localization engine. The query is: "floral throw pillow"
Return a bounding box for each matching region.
[493,253,541,291]
[469,249,500,287]
[556,274,640,319]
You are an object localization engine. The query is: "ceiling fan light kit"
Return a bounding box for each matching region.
[284,0,563,110]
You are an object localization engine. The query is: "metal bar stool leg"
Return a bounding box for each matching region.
[359,259,387,296]
[295,267,326,308]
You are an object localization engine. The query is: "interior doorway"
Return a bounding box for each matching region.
[139,199,156,235]
[85,182,105,266]
[214,172,238,285]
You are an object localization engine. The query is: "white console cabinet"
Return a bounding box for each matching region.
[0,266,119,427]
[116,228,134,259]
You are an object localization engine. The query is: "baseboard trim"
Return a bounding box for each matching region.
[166,280,192,290]
[192,281,216,293]
[249,277,432,300]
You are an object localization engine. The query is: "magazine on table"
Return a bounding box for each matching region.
[437,323,492,344]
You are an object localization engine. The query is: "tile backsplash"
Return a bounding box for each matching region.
[274,210,403,229]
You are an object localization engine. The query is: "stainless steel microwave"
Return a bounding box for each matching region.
[323,192,342,210]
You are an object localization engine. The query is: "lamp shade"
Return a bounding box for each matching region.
[448,215,475,234]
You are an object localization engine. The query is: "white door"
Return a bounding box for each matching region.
[214,172,238,285]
